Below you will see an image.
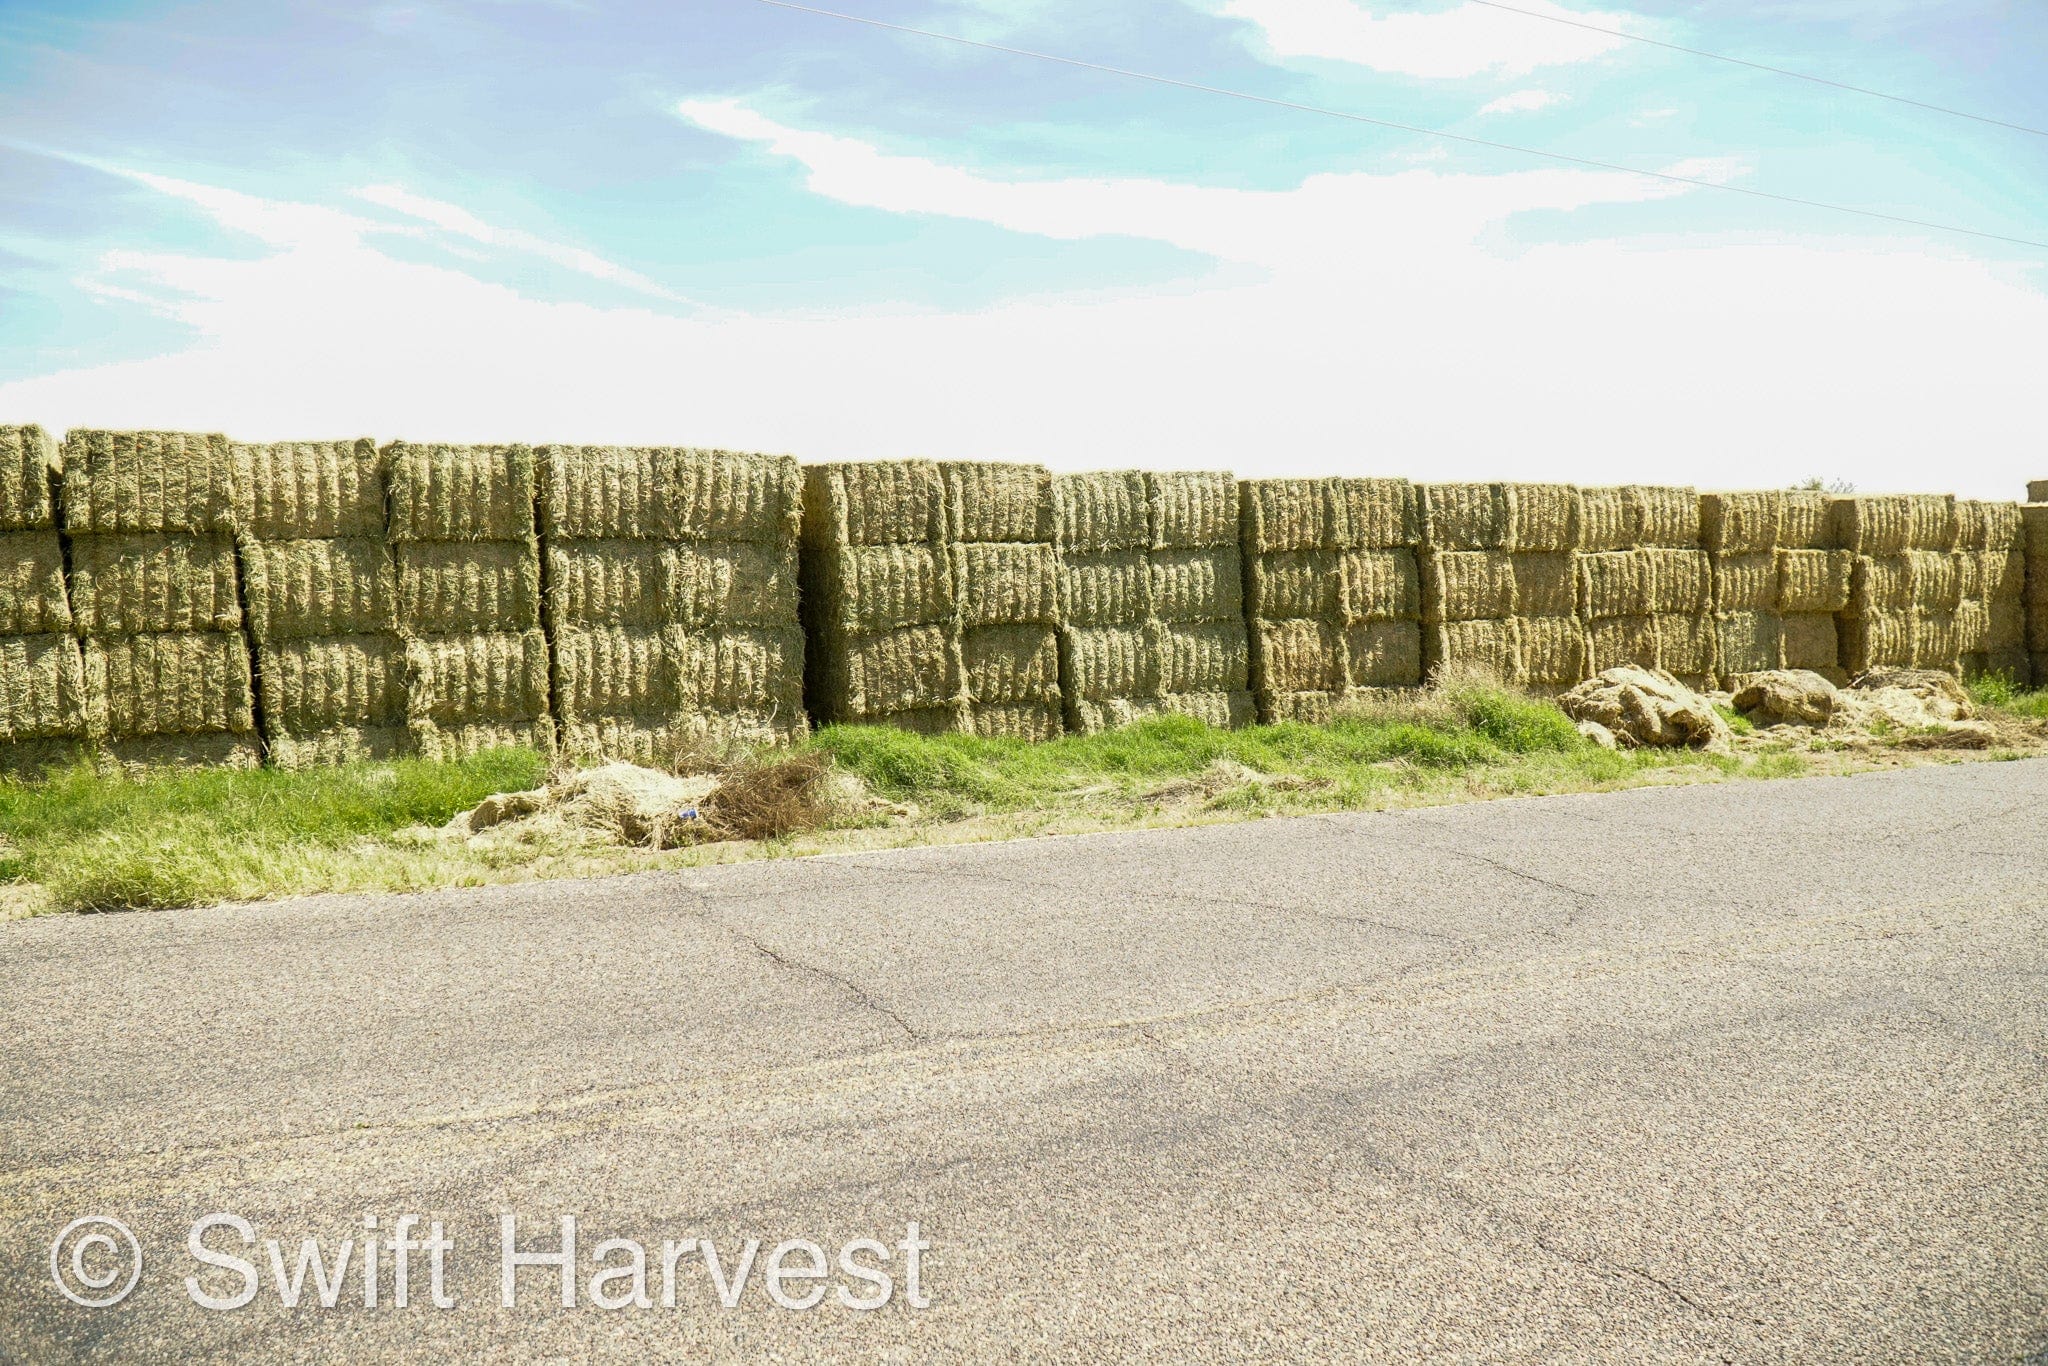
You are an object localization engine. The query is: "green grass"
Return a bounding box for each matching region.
[0,749,543,913]
[1968,674,2048,720]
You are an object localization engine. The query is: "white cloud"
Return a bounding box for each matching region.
[1633,106,1679,125]
[1478,89,1567,116]
[4,114,2044,501]
[1217,0,1640,79]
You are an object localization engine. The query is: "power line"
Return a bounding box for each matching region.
[741,0,2048,252]
[1464,0,2048,140]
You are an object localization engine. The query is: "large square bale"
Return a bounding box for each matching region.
[1584,614,1657,674]
[1828,496,1911,556]
[1054,471,1149,553]
[1426,617,1521,681]
[385,442,535,542]
[1332,478,1418,550]
[1905,549,1963,612]
[1780,613,1840,673]
[1348,619,1423,687]
[1151,471,1240,549]
[808,544,953,632]
[673,449,801,545]
[966,702,1063,742]
[1149,546,1242,623]
[1700,491,1781,554]
[1157,619,1247,694]
[1645,549,1709,614]
[243,538,396,641]
[1713,553,1778,612]
[1635,486,1700,548]
[942,461,1051,544]
[405,629,550,727]
[1341,549,1422,622]
[1577,551,1654,620]
[0,633,91,741]
[1241,478,1343,553]
[1520,616,1590,684]
[1423,550,1515,622]
[1779,490,1830,549]
[68,534,241,636]
[802,461,945,549]
[1577,487,1639,553]
[1059,550,1150,627]
[90,631,254,739]
[963,624,1060,703]
[0,425,59,532]
[1512,552,1576,619]
[258,635,407,735]
[1776,549,1854,614]
[62,431,235,535]
[537,445,667,541]
[1507,483,1580,552]
[1247,549,1340,620]
[1839,611,1913,674]
[1715,611,1782,675]
[678,627,805,720]
[1421,483,1512,551]
[811,623,956,722]
[553,626,673,721]
[952,541,1059,628]
[1655,614,1715,681]
[232,439,383,539]
[0,531,71,634]
[544,539,668,630]
[1062,624,1156,703]
[1254,618,1345,696]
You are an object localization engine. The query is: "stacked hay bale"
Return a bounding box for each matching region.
[541,445,804,762]
[1418,483,1582,693]
[232,439,407,767]
[943,462,1063,741]
[1952,500,2027,682]
[386,442,554,760]
[0,425,94,772]
[1243,478,1421,721]
[61,430,258,767]
[801,461,962,734]
[1698,490,1851,683]
[1575,486,1713,688]
[1833,495,1962,676]
[1056,470,1251,732]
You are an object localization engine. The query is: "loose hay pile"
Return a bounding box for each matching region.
[1242,477,1421,722]
[62,430,257,769]
[387,442,553,760]
[233,439,407,767]
[1420,482,1587,695]
[1700,489,1851,685]
[1059,470,1251,732]
[0,425,93,773]
[541,445,804,762]
[1832,493,1966,676]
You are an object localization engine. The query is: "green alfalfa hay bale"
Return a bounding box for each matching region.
[88,631,254,739]
[1149,471,1239,549]
[68,534,242,637]
[1148,546,1242,623]
[1420,483,1512,551]
[1053,471,1149,552]
[0,632,90,740]
[1577,487,1638,553]
[670,540,799,629]
[395,539,542,635]
[673,448,801,545]
[802,461,945,549]
[61,430,236,535]
[1246,549,1341,621]
[0,531,71,634]
[1426,617,1521,681]
[257,635,407,734]
[1713,553,1779,612]
[231,439,383,540]
[963,702,1063,742]
[384,442,535,542]
[1518,615,1590,685]
[1061,623,1156,702]
[241,537,396,642]
[536,445,668,541]
[1715,610,1783,676]
[1346,618,1423,687]
[961,624,1060,704]
[1253,618,1345,694]
[1422,550,1515,622]
[1242,478,1344,553]
[951,542,1059,628]
[1506,483,1581,553]
[1779,490,1830,550]
[942,461,1053,544]
[551,625,672,722]
[544,539,668,631]
[404,629,550,728]
[1333,478,1419,551]
[1512,551,1576,619]
[0,425,59,532]
[1340,549,1422,623]
[807,544,954,632]
[1576,551,1655,620]
[1634,486,1700,549]
[1644,549,1709,614]
[808,623,955,722]
[1699,491,1781,554]
[1775,549,1854,614]
[1156,618,1248,694]
[1059,550,1151,627]
[676,627,804,718]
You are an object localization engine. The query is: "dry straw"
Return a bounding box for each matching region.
[0,425,60,532]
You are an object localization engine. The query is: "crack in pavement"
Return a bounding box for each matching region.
[1532,1232,1761,1327]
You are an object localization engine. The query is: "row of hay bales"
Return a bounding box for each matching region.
[2030,482,2048,689]
[4,429,2043,772]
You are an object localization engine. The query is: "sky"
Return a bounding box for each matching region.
[0,0,2043,496]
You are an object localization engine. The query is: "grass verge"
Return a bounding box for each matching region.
[5,672,2042,917]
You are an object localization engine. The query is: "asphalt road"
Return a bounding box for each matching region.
[2,760,2045,1362]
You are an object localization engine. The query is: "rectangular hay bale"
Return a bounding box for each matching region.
[1241,479,1343,553]
[1512,552,1576,619]
[1577,551,1654,620]
[1150,471,1239,549]
[1059,550,1151,627]
[1700,491,1781,554]
[1053,471,1149,553]
[1779,612,1839,673]
[90,631,254,739]
[405,629,550,728]
[962,624,1059,704]
[1713,553,1778,612]
[1341,549,1422,622]
[951,542,1059,627]
[802,461,945,548]
[69,534,241,636]
[232,439,384,540]
[0,633,91,741]
[1715,611,1782,676]
[62,430,235,535]
[1421,483,1512,551]
[1332,478,1418,550]
[243,537,396,641]
[0,531,71,634]
[1776,549,1854,614]
[1423,550,1515,622]
[396,540,541,635]
[943,461,1052,544]
[258,635,407,735]
[0,425,60,532]
[1149,546,1242,623]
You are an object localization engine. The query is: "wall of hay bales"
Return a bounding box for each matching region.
[0,426,94,773]
[1700,490,1851,685]
[540,445,804,763]
[1058,470,1251,732]
[1832,494,1972,676]
[1418,483,1590,696]
[2023,499,2048,687]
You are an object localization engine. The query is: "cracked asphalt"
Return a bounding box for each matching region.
[2,759,2046,1361]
